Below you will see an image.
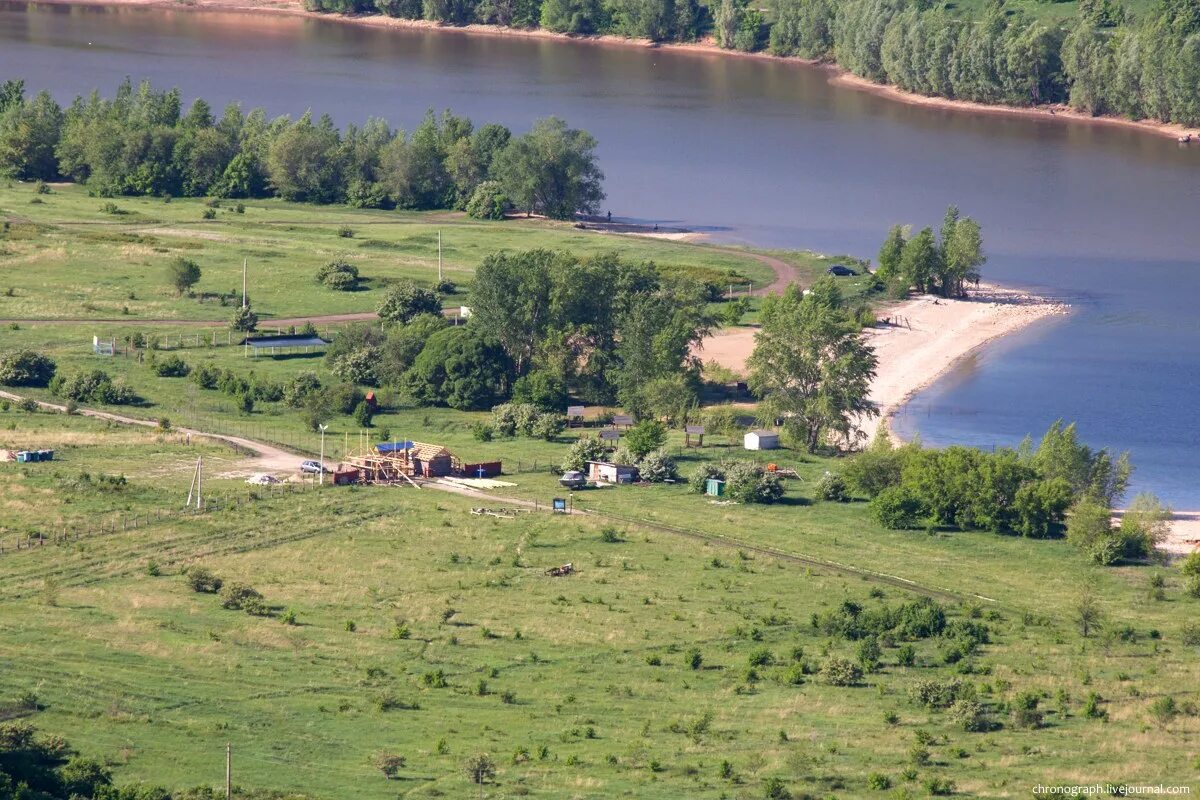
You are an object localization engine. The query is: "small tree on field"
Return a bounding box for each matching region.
[377,754,406,779]
[464,753,496,786]
[229,305,258,332]
[1074,588,1102,638]
[623,419,668,459]
[168,258,202,296]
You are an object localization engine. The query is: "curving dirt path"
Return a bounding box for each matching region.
[707,247,799,295]
[0,389,303,473]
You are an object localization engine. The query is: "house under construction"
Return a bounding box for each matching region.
[343,440,463,484]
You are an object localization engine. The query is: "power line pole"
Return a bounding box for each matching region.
[242,259,248,309]
[225,742,231,800]
[318,424,328,486]
[437,230,443,283]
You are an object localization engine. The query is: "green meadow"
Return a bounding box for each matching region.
[1,179,1197,799]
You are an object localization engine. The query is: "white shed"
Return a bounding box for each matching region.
[743,430,781,450]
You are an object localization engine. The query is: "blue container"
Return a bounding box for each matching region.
[39,450,53,461]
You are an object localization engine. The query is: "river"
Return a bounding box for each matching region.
[2,1,1198,504]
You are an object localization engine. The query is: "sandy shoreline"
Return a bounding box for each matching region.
[699,282,1071,445]
[28,0,1200,143]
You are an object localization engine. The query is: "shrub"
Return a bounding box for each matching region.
[510,371,566,410]
[624,420,667,458]
[871,485,926,529]
[950,697,992,732]
[721,461,783,504]
[316,260,361,291]
[530,412,566,441]
[434,278,457,295]
[152,355,190,377]
[377,754,405,779]
[1148,696,1177,727]
[687,648,703,669]
[844,434,906,496]
[465,180,508,220]
[688,462,725,493]
[471,422,494,442]
[911,677,968,709]
[378,281,440,323]
[762,776,791,799]
[638,449,679,483]
[0,350,56,387]
[866,772,892,790]
[747,647,775,667]
[220,583,263,610]
[816,472,850,502]
[819,657,863,686]
[186,567,222,594]
[562,437,609,472]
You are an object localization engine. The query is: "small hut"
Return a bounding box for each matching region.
[743,430,781,451]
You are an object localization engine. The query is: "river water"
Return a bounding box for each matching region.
[2,1,1198,503]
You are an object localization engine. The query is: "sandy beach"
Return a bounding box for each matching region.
[30,0,1200,143]
[698,283,1071,444]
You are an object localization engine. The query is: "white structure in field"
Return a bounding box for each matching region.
[743,430,780,450]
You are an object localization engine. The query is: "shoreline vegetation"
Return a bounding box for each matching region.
[29,0,1200,142]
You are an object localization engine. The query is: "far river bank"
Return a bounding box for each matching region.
[29,0,1200,143]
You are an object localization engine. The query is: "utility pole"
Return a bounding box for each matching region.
[318,424,328,486]
[242,259,248,309]
[437,230,443,283]
[186,457,204,509]
[225,742,231,800]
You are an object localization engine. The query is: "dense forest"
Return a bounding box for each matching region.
[301,0,1200,126]
[0,79,604,219]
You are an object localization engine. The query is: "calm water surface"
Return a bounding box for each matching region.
[2,1,1198,502]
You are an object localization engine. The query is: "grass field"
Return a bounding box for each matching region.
[1,420,1198,798]
[2,181,1198,799]
[0,182,844,322]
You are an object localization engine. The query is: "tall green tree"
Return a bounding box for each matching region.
[747,279,878,452]
[493,117,604,219]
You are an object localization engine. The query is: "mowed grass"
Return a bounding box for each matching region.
[0,423,1197,798]
[0,182,788,322]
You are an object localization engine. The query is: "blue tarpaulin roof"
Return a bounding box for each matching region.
[375,441,416,453]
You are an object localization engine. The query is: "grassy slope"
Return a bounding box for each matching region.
[1,182,1197,799]
[0,420,1197,799]
[0,182,809,322]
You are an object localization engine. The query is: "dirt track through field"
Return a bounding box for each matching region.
[0,390,300,472]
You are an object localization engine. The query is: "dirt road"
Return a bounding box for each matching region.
[0,390,302,473]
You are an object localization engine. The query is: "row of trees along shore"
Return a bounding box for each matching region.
[302,0,1200,127]
[0,79,604,219]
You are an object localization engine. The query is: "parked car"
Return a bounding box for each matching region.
[300,460,328,474]
[559,470,587,489]
[826,264,856,276]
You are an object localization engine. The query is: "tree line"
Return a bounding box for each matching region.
[0,79,604,220]
[317,249,712,417]
[298,0,1200,127]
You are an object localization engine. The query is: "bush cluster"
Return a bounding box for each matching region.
[687,459,783,504]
